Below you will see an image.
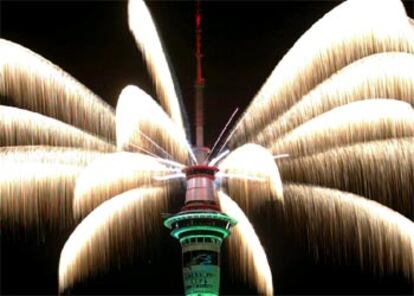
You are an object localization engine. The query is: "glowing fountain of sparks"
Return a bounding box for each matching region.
[1,0,414,295]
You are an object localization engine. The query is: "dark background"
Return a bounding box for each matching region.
[1,0,414,295]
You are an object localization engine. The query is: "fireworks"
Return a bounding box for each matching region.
[0,146,102,166]
[218,143,284,216]
[0,39,116,142]
[1,0,414,294]
[219,191,273,296]
[270,99,414,157]
[281,184,414,279]
[245,53,414,148]
[229,0,414,147]
[59,187,172,292]
[0,163,82,231]
[116,85,193,165]
[0,106,115,152]
[128,0,185,131]
[0,147,102,231]
[278,138,414,219]
[73,151,178,219]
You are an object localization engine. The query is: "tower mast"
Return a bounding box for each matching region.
[194,0,205,147]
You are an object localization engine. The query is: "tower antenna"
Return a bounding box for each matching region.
[194,0,205,148]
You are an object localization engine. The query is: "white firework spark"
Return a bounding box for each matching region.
[73,152,178,220]
[128,0,184,131]
[218,144,284,216]
[278,138,414,219]
[282,184,414,279]
[229,0,414,146]
[59,187,171,292]
[219,191,273,296]
[116,85,194,165]
[0,39,116,142]
[0,106,115,152]
[244,53,414,148]
[270,99,414,157]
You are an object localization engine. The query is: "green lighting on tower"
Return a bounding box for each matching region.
[164,211,237,296]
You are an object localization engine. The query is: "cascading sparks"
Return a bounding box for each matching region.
[128,0,185,132]
[0,39,116,143]
[0,163,82,231]
[73,152,179,220]
[278,139,414,219]
[59,187,172,292]
[229,0,414,147]
[218,143,284,216]
[0,106,115,152]
[219,191,273,296]
[0,146,103,167]
[281,184,414,279]
[270,99,414,157]
[116,85,194,165]
[246,53,414,148]
[0,147,102,231]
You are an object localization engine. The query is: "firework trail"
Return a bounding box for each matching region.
[245,53,414,148]
[278,139,414,219]
[128,0,184,131]
[219,191,273,296]
[116,85,193,165]
[0,39,116,142]
[218,144,283,216]
[281,184,414,279]
[0,146,102,167]
[229,0,414,146]
[0,106,115,152]
[73,152,181,220]
[0,163,82,232]
[0,147,103,232]
[59,187,175,292]
[270,99,414,157]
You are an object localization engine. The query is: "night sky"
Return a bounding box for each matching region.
[1,1,414,295]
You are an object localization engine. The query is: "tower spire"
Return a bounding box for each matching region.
[194,0,205,147]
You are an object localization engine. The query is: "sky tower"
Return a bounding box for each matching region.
[164,2,237,295]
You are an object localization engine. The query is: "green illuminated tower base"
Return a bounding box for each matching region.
[164,211,237,296]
